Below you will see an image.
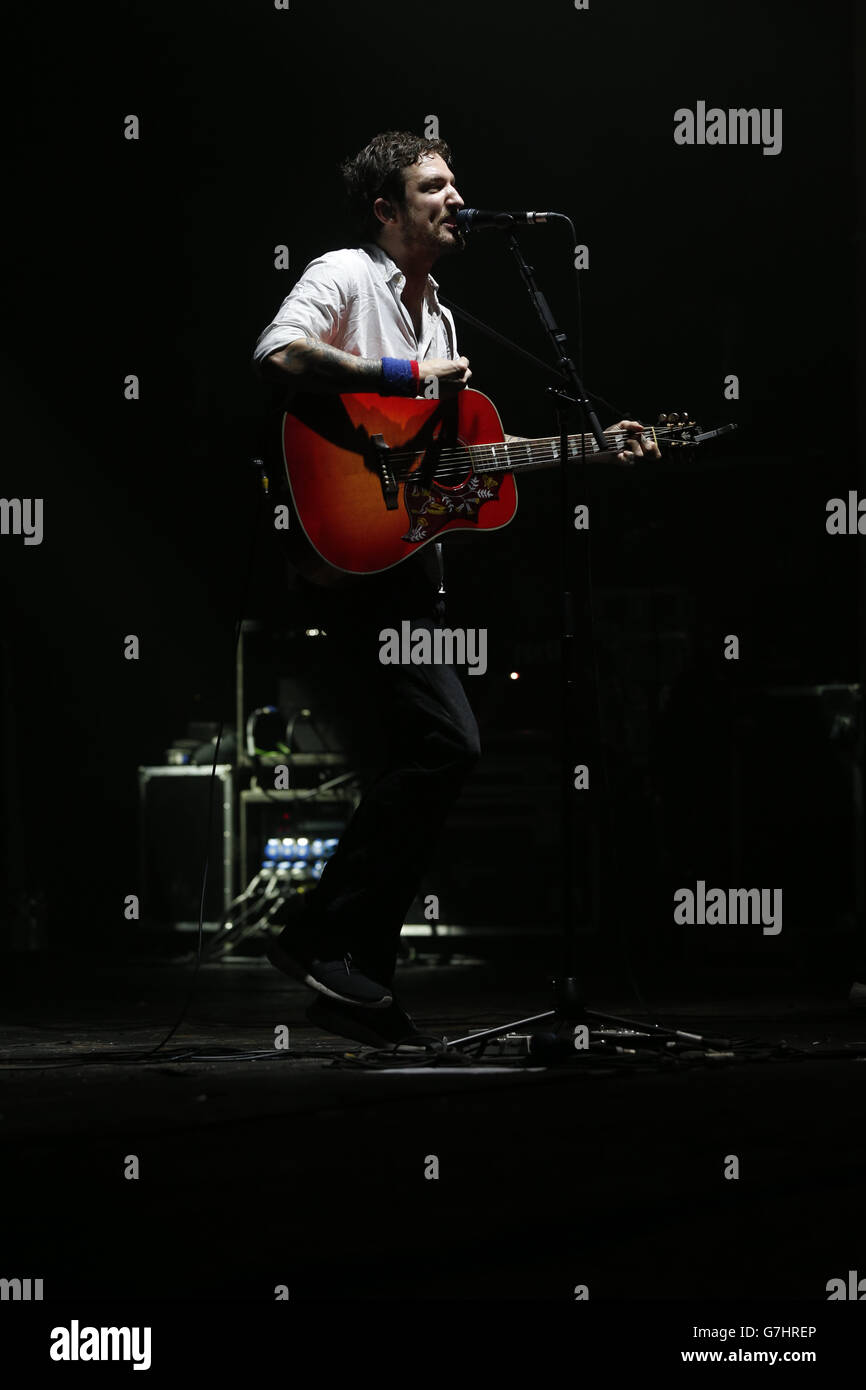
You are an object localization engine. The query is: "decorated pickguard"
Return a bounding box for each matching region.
[401,470,503,544]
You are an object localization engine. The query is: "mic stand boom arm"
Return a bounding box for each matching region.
[504,231,608,454]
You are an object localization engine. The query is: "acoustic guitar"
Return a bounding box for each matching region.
[276,388,731,584]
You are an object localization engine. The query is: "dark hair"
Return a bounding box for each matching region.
[340,130,454,242]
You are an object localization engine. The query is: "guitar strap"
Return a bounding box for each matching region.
[434,541,446,598]
[441,300,456,360]
[416,392,459,489]
[418,302,453,611]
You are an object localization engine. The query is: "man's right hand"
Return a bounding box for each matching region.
[420,356,472,394]
[262,341,473,398]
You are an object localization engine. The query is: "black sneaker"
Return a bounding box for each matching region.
[265,935,392,1009]
[306,995,439,1050]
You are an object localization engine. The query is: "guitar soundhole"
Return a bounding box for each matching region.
[408,448,471,491]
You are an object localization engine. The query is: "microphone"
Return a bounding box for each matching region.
[455,208,558,231]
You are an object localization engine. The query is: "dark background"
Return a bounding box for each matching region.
[0,0,860,965]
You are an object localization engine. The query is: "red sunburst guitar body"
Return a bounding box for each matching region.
[280,389,516,583]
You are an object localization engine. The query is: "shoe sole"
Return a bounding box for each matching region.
[265,938,392,1009]
[306,1001,428,1050]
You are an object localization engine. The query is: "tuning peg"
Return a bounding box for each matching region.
[657,413,669,424]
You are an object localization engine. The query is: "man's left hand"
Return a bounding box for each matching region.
[606,419,661,464]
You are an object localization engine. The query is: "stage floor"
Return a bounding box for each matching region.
[1,953,865,1301]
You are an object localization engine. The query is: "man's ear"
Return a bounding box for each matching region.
[373,196,397,225]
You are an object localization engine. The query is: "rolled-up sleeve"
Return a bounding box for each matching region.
[252,257,351,368]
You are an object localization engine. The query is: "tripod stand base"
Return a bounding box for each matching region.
[552,975,585,1021]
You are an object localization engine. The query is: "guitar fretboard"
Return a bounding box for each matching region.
[465,431,618,476]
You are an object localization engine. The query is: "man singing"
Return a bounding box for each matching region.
[252,130,656,1047]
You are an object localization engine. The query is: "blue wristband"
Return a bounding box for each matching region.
[381,357,416,395]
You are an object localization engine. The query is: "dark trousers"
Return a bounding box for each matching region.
[287,573,481,990]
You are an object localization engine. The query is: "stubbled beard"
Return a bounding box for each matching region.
[396,218,466,260]
[433,223,467,255]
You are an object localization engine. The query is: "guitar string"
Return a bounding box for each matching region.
[385,442,663,471]
[381,430,678,467]
[389,450,667,483]
[377,431,680,483]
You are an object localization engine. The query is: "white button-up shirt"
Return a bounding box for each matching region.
[252,242,458,368]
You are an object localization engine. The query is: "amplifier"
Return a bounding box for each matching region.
[138,765,234,929]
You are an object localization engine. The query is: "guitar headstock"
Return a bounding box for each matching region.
[655,412,739,452]
[656,411,700,447]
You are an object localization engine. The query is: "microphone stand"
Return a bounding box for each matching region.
[446,227,719,1059]
[511,230,601,1028]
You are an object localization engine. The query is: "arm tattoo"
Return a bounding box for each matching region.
[273,338,383,392]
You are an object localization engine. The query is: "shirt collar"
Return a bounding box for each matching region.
[362,242,440,295]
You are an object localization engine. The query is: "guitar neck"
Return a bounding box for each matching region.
[464,426,660,477]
